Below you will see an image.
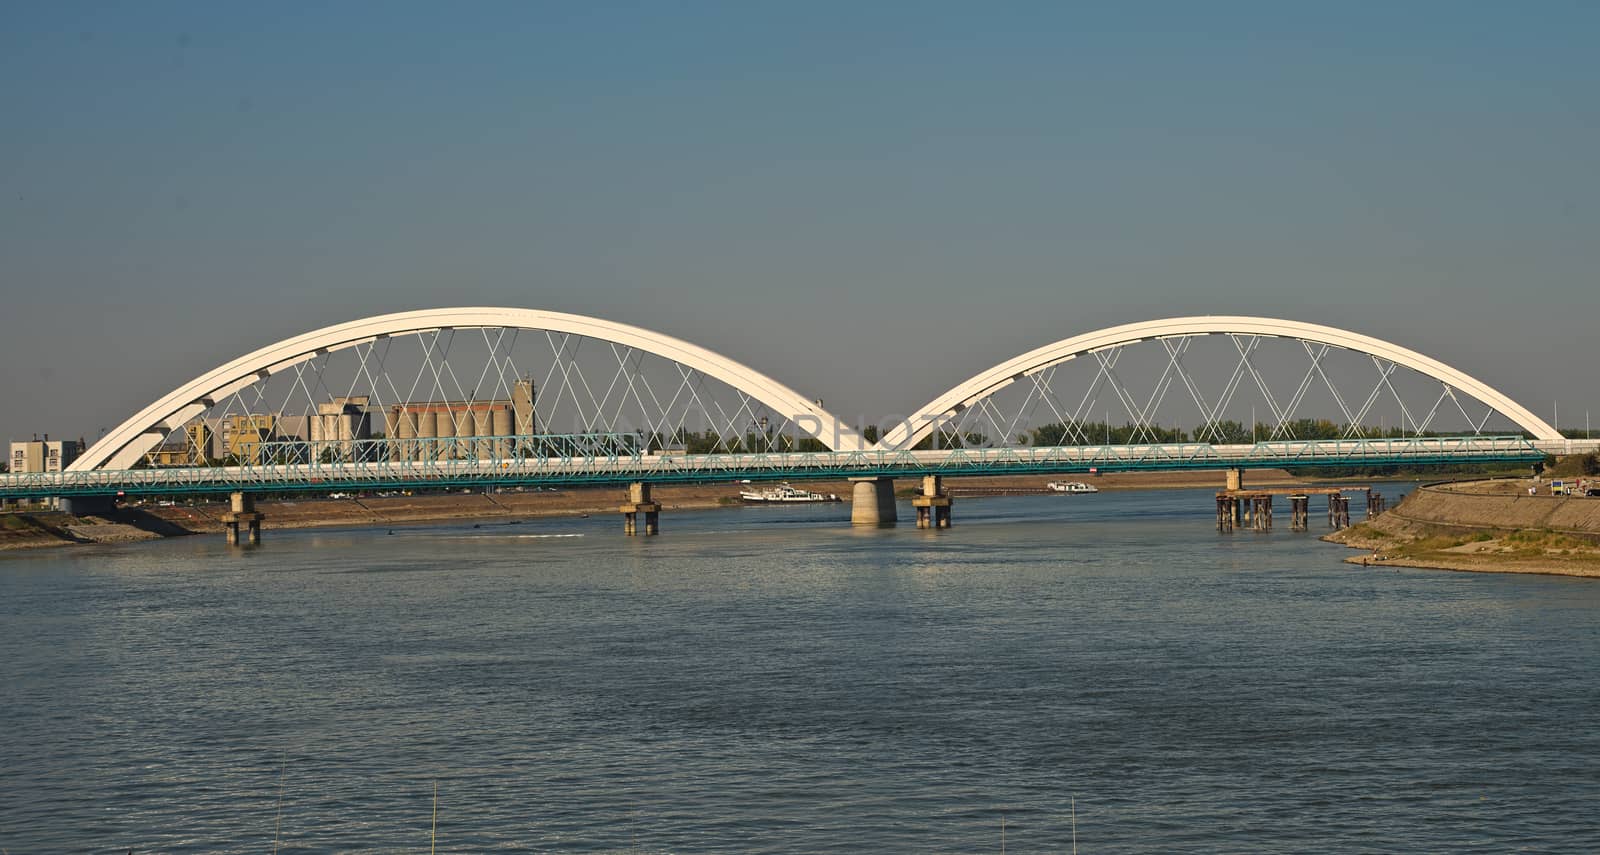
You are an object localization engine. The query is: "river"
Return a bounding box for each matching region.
[4,484,1599,852]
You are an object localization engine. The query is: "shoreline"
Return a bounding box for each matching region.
[1324,479,1600,579]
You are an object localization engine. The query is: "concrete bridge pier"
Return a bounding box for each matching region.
[850,477,898,527]
[1222,469,1246,528]
[621,481,660,536]
[912,474,952,529]
[222,491,263,546]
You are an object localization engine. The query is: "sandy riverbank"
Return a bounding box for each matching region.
[1325,479,1600,578]
[3,468,1312,551]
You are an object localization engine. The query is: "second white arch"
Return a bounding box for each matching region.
[880,316,1561,450]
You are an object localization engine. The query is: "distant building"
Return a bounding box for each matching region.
[9,435,84,474]
[7,436,85,507]
[220,414,282,465]
[147,424,215,467]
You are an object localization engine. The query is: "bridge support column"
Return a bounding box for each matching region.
[1226,468,1244,491]
[912,474,952,529]
[849,477,898,527]
[1250,495,1273,531]
[1367,491,1385,518]
[621,481,660,536]
[1327,494,1350,529]
[1290,495,1309,531]
[1216,495,1237,532]
[222,491,264,546]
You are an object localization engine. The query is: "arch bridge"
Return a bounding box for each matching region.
[0,309,1570,508]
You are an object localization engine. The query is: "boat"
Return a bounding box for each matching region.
[1046,481,1099,494]
[740,482,842,503]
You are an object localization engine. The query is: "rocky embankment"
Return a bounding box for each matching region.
[1326,479,1600,578]
[0,509,187,552]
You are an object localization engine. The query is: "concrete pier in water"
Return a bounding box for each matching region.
[911,474,953,529]
[850,477,898,526]
[621,481,661,536]
[222,491,263,546]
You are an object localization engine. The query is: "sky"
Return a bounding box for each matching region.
[3,1,1597,446]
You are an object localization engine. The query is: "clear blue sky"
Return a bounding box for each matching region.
[3,2,1596,444]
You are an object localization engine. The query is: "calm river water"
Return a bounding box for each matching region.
[4,485,1600,852]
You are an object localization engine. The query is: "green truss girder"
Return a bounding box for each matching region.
[0,435,1545,501]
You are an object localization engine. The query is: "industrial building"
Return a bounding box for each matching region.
[310,396,373,461]
[386,379,535,461]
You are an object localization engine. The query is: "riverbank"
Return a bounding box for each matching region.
[0,508,185,552]
[3,468,1312,551]
[1324,479,1600,578]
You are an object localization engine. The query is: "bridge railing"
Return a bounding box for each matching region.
[0,436,1546,500]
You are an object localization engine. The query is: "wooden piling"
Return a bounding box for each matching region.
[1217,495,1236,532]
[1327,494,1350,529]
[1250,495,1273,530]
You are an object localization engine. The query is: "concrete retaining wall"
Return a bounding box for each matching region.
[1396,483,1600,535]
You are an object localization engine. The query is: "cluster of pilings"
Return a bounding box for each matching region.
[1260,491,1384,531]
[1218,491,1364,533]
[1216,466,1392,534]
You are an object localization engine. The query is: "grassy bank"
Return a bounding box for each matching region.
[1325,480,1600,578]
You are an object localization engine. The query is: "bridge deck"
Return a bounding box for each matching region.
[0,436,1547,501]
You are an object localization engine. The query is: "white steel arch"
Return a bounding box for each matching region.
[881,316,1561,450]
[74,307,867,471]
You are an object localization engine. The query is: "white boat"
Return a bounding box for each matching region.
[1046,481,1099,494]
[740,482,841,503]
